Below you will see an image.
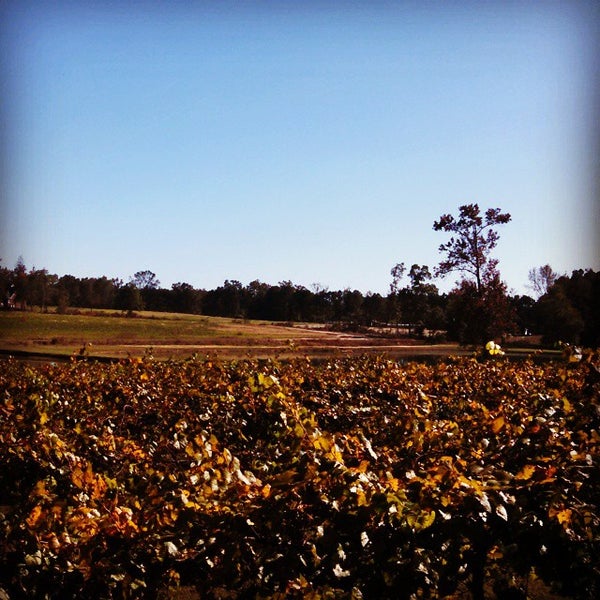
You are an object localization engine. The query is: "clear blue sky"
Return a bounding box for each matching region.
[1,0,599,296]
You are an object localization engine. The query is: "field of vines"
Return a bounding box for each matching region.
[1,351,599,599]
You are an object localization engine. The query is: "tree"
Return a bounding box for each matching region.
[386,263,404,326]
[528,264,558,298]
[28,268,56,312]
[535,269,600,346]
[114,283,143,312]
[405,265,439,333]
[433,204,511,293]
[13,256,29,309]
[408,264,437,295]
[446,275,516,344]
[130,270,160,290]
[390,262,406,294]
[170,282,202,314]
[0,260,13,309]
[511,294,537,335]
[536,286,584,344]
[129,271,162,311]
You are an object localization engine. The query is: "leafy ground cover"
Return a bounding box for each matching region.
[1,352,598,599]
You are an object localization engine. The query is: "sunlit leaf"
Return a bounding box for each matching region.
[491,416,505,433]
[515,464,536,480]
[495,503,508,521]
[26,505,45,529]
[333,564,350,578]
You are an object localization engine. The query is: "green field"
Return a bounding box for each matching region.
[0,309,324,359]
[0,310,239,345]
[0,309,556,362]
[0,309,419,359]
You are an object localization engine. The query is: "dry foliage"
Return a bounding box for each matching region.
[1,352,599,598]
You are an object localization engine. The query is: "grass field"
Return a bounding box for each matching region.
[0,309,319,359]
[0,308,554,361]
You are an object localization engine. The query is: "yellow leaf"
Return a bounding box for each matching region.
[515,465,536,481]
[355,460,370,473]
[90,474,107,500]
[357,491,368,507]
[556,508,572,526]
[103,476,118,490]
[387,477,400,492]
[407,509,436,531]
[420,509,436,529]
[328,445,344,464]
[40,411,49,425]
[549,506,573,528]
[313,435,331,452]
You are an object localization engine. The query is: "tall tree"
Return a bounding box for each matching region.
[433,204,511,293]
[13,256,29,309]
[28,268,56,312]
[408,264,437,295]
[389,262,406,294]
[528,264,558,298]
[405,264,439,332]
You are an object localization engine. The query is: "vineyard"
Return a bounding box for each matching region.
[1,352,599,599]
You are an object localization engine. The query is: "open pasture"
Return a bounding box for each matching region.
[0,309,469,361]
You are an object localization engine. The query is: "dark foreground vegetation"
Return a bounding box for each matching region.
[1,351,599,598]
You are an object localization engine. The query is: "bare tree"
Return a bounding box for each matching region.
[528,264,558,298]
[390,262,406,294]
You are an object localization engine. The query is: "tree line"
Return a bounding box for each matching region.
[2,259,597,346]
[2,204,598,346]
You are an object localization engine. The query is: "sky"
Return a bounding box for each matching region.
[1,0,599,297]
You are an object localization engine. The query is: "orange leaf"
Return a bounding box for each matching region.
[32,480,48,497]
[26,505,44,529]
[491,416,505,433]
[515,465,536,481]
[71,466,85,489]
